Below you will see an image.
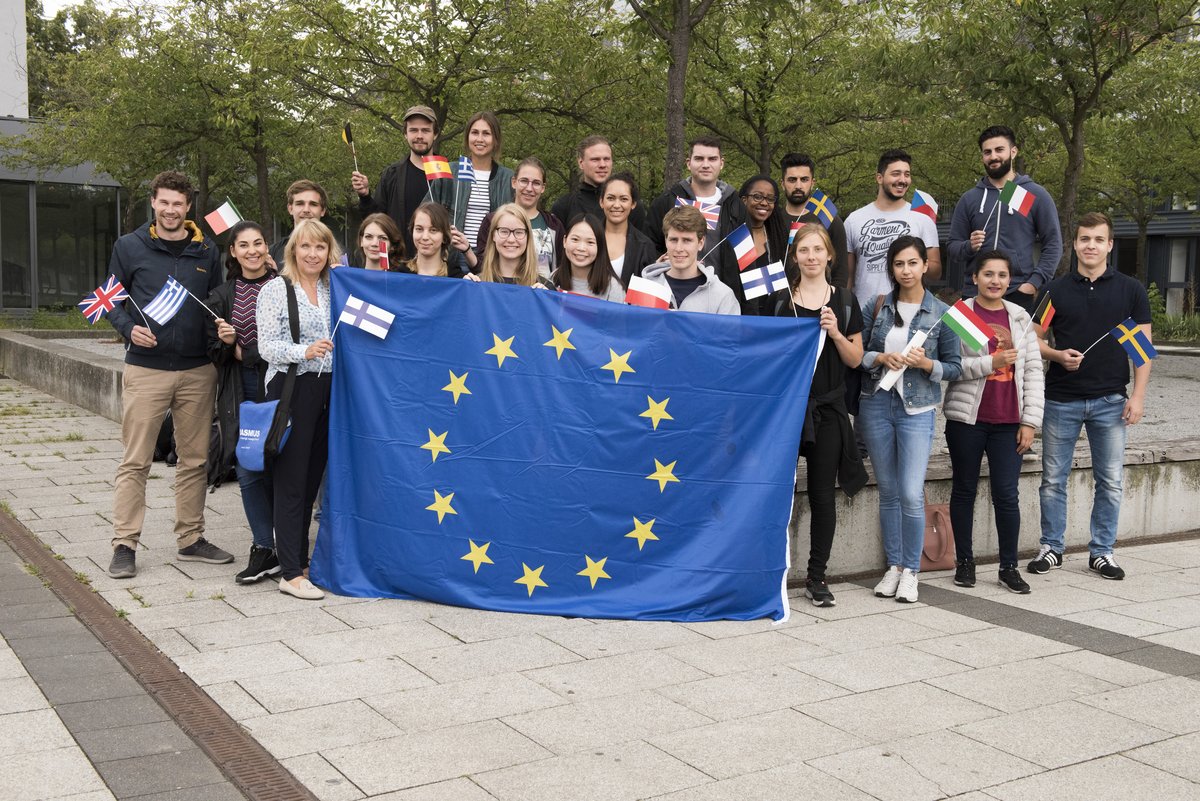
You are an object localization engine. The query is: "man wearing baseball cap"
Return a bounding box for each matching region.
[351,105,440,256]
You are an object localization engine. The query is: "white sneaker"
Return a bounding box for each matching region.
[874,566,903,598]
[279,576,325,600]
[895,569,919,603]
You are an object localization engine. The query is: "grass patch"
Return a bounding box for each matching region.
[1148,283,1200,342]
[0,309,93,330]
[209,592,225,601]
[23,562,41,577]
[73,571,91,586]
[0,500,11,515]
[115,608,129,618]
[0,404,34,417]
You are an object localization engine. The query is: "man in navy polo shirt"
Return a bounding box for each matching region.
[1030,212,1152,580]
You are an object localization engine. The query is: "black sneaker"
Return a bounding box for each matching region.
[1089,554,1126,580]
[804,577,836,607]
[235,545,281,585]
[177,537,234,564]
[1027,545,1063,574]
[108,545,137,578]
[998,567,1031,594]
[954,559,976,587]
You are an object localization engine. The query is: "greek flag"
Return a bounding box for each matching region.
[456,157,475,183]
[143,276,189,325]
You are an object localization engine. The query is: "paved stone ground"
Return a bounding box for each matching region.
[2,374,1200,800]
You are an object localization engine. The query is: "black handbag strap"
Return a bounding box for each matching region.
[258,277,300,400]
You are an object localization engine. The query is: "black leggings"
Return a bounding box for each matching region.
[804,411,842,580]
[268,372,331,581]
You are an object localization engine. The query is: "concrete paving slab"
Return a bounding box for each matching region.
[237,656,435,713]
[781,609,947,653]
[72,720,196,763]
[423,606,595,644]
[1146,625,1200,655]
[1125,732,1200,784]
[175,608,349,651]
[662,629,834,675]
[0,675,51,714]
[278,753,364,801]
[0,708,76,757]
[53,695,170,733]
[985,754,1200,801]
[93,748,228,797]
[953,699,1171,769]
[798,681,1000,744]
[524,650,708,701]
[282,620,459,666]
[369,778,497,800]
[645,761,874,801]
[792,643,973,692]
[926,657,1120,712]
[172,641,312,686]
[0,747,111,801]
[538,618,708,658]
[402,634,583,685]
[364,673,565,733]
[240,699,402,759]
[200,680,270,722]
[656,665,848,721]
[907,625,1078,668]
[1077,676,1200,735]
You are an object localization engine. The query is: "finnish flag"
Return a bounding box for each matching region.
[739,261,789,300]
[338,294,396,340]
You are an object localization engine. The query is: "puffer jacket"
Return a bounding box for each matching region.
[943,298,1044,428]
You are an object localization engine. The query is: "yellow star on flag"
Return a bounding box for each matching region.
[646,459,679,492]
[625,517,659,550]
[577,555,611,588]
[442,370,471,404]
[514,563,548,596]
[486,333,519,367]
[420,429,451,462]
[461,539,494,574]
[639,396,673,430]
[543,326,576,359]
[601,348,635,383]
[425,489,457,523]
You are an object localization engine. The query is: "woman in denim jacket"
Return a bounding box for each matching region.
[859,236,963,603]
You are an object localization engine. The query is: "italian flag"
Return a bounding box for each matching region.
[942,300,993,353]
[204,199,242,236]
[998,180,1035,217]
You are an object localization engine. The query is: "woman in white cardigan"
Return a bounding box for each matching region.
[944,251,1044,594]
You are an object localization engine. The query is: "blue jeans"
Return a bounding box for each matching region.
[238,366,274,550]
[946,420,1022,568]
[860,390,935,571]
[1039,395,1127,557]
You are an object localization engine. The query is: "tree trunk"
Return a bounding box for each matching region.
[196,151,210,227]
[1136,221,1149,285]
[254,116,271,229]
[663,1,691,188]
[1056,117,1086,274]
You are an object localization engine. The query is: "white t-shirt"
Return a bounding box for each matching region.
[882,300,935,415]
[694,189,721,205]
[463,169,491,246]
[610,254,626,281]
[846,202,939,306]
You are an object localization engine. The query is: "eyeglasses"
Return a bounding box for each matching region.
[495,227,527,240]
[516,178,545,189]
[745,192,777,205]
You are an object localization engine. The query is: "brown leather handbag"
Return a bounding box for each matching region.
[921,501,956,572]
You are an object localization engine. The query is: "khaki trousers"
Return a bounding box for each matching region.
[112,363,216,551]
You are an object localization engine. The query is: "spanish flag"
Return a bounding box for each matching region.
[422,155,453,181]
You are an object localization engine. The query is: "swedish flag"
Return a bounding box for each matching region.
[310,270,822,621]
[803,188,839,230]
[1108,317,1157,368]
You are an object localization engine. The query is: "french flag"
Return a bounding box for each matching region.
[729,224,756,271]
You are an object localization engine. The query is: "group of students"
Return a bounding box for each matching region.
[104,115,1152,613]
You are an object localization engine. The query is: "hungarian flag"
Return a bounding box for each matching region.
[422,155,453,181]
[911,189,938,222]
[999,180,1035,217]
[1032,294,1055,329]
[728,224,756,270]
[204,199,241,236]
[625,276,671,310]
[78,276,129,324]
[941,299,993,353]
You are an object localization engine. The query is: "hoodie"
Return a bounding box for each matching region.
[106,220,222,371]
[643,179,745,254]
[948,174,1062,294]
[640,261,740,315]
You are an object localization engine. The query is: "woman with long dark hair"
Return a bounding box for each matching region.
[552,214,625,302]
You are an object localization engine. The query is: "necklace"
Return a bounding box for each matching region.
[794,282,831,310]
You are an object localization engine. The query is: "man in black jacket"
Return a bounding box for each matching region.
[351,105,439,256]
[643,136,745,254]
[551,135,647,233]
[106,171,235,578]
[268,180,329,267]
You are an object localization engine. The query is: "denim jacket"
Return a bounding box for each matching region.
[860,289,963,409]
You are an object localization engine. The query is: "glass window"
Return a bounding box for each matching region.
[36,183,119,308]
[0,181,32,309]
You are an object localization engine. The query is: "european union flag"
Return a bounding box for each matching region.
[310,269,822,621]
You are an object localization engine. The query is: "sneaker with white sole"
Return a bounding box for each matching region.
[874,566,903,598]
[177,537,234,565]
[998,567,1031,594]
[1089,554,1126,580]
[1027,544,1063,574]
[895,568,919,603]
[805,577,836,608]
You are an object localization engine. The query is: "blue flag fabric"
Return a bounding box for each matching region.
[1108,317,1157,368]
[310,269,822,621]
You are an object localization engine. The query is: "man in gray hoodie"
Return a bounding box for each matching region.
[641,206,740,315]
[948,126,1062,311]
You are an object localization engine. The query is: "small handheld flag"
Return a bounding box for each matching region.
[625,276,672,310]
[802,189,838,229]
[740,260,788,300]
[378,239,390,272]
[422,155,453,181]
[338,294,396,340]
[342,122,359,173]
[1108,318,1157,367]
[728,223,756,271]
[675,196,720,231]
[787,220,805,248]
[456,157,475,183]
[999,180,1035,217]
[143,276,189,325]
[1032,294,1055,329]
[203,199,242,236]
[941,299,994,353]
[78,276,128,324]
[911,189,939,223]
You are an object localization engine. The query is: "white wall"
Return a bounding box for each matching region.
[0,0,29,118]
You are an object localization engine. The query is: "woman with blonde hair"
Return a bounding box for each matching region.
[255,219,341,600]
[472,203,551,288]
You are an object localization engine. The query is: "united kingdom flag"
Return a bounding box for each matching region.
[78,276,129,324]
[675,197,720,231]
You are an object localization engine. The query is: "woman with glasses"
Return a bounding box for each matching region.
[599,172,657,287]
[468,203,553,288]
[718,175,789,314]
[466,157,562,278]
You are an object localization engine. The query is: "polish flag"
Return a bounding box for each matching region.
[625,276,671,310]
